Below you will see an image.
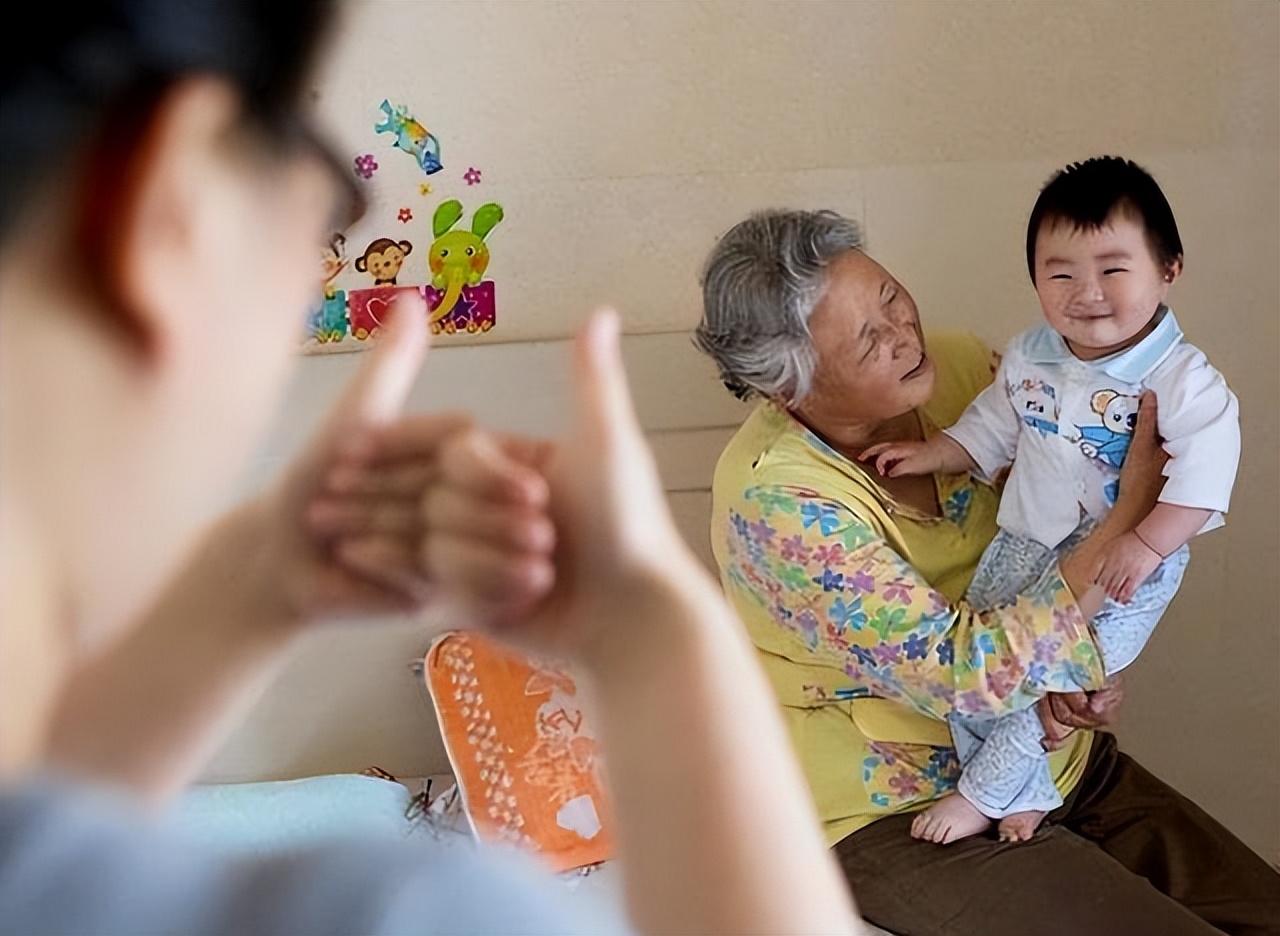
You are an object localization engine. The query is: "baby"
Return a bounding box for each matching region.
[864,157,1240,845]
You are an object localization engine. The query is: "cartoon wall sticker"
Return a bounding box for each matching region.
[347,285,418,341]
[306,232,351,344]
[422,280,496,335]
[322,232,349,284]
[354,237,414,286]
[428,199,503,323]
[375,100,442,176]
[302,100,506,354]
[1076,389,1140,468]
[1009,378,1059,436]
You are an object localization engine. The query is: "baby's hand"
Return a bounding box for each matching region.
[1092,531,1163,604]
[860,440,937,477]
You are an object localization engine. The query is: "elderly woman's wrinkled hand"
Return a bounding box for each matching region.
[1037,675,1125,750]
[1113,391,1169,520]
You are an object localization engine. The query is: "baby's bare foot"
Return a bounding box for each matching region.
[997,810,1047,843]
[910,794,992,844]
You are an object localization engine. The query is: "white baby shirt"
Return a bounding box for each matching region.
[945,307,1239,549]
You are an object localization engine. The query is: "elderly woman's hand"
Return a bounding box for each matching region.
[1037,675,1124,750]
[1111,391,1169,524]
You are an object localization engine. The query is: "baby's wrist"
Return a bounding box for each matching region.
[1130,527,1166,560]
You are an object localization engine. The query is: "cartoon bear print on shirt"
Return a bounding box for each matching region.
[1076,389,1140,470]
[1009,378,1060,436]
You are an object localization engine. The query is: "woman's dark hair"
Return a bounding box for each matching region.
[1025,156,1183,282]
[0,0,335,238]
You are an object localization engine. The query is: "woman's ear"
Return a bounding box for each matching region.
[76,77,243,367]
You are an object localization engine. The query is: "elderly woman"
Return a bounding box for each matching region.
[697,209,1279,936]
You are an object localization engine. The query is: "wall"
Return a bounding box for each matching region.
[209,1,1279,860]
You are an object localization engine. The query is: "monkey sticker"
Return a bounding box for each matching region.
[355,238,413,286]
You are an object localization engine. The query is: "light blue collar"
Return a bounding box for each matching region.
[1022,306,1183,383]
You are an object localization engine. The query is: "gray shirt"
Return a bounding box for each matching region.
[0,780,630,935]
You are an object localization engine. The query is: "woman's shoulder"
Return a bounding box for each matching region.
[923,331,999,429]
[716,405,828,494]
[712,403,891,534]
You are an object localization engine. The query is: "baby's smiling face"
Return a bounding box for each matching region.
[1032,211,1180,361]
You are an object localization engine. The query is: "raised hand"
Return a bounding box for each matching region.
[253,294,452,623]
[1091,530,1162,604]
[860,439,941,477]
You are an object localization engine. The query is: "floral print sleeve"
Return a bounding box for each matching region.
[723,486,1105,720]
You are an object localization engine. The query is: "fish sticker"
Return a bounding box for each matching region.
[375,100,442,176]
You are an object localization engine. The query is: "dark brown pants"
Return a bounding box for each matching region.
[835,733,1280,936]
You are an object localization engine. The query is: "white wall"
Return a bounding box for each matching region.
[210,0,1279,861]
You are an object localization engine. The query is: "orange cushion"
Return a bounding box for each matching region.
[424,631,614,872]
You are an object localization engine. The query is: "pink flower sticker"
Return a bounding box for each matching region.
[354,154,378,179]
[463,166,482,185]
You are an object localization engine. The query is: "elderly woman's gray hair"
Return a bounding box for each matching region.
[695,209,863,404]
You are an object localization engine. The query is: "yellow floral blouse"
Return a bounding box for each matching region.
[710,332,1104,846]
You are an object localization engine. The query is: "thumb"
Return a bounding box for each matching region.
[572,308,642,450]
[291,295,428,493]
[1134,390,1160,440]
[329,293,430,434]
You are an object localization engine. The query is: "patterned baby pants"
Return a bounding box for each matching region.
[949,524,1190,818]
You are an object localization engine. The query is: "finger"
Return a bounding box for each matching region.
[326,460,438,498]
[292,296,431,488]
[308,561,427,614]
[1134,390,1161,442]
[423,486,556,553]
[1114,574,1131,603]
[438,429,550,506]
[1090,556,1108,586]
[355,413,472,464]
[333,294,430,429]
[421,533,555,607]
[860,443,892,461]
[369,416,550,469]
[574,308,643,451]
[307,497,423,538]
[335,536,433,601]
[1045,723,1075,750]
[1049,690,1088,726]
[1101,570,1122,600]
[1091,684,1122,714]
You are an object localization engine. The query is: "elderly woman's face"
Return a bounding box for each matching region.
[800,250,935,425]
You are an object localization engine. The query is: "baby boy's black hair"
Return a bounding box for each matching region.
[1026,156,1183,282]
